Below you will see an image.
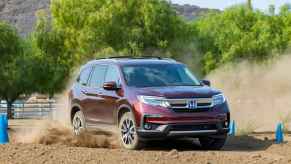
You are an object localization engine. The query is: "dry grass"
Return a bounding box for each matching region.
[237,121,259,136]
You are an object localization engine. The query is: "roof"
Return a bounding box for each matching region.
[85,57,181,66]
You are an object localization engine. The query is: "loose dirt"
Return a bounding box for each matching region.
[2,120,291,164]
[9,120,119,149]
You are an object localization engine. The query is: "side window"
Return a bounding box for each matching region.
[89,65,108,88]
[78,67,92,86]
[105,66,120,83]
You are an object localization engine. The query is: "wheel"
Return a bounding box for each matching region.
[118,112,142,150]
[199,135,227,150]
[72,111,86,135]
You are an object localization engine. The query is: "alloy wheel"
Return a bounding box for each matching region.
[121,118,136,145]
[73,115,84,135]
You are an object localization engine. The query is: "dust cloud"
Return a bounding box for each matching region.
[207,55,291,132]
[12,71,119,148]
[12,121,118,148]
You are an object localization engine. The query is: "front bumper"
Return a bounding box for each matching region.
[137,123,229,139]
[135,102,230,139]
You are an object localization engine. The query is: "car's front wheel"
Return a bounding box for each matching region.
[72,111,86,135]
[119,112,143,150]
[199,135,227,150]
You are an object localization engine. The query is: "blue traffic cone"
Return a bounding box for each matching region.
[228,120,236,136]
[275,123,284,144]
[3,115,8,129]
[0,115,9,144]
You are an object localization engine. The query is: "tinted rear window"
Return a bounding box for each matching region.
[78,67,92,86]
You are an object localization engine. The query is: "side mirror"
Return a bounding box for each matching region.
[103,81,120,90]
[201,80,211,86]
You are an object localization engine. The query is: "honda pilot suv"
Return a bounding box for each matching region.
[69,57,230,150]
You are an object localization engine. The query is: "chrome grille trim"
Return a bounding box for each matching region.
[167,98,213,109]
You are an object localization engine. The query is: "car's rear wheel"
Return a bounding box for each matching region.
[119,112,142,150]
[72,111,86,135]
[199,135,227,150]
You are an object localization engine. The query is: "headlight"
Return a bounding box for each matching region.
[212,94,226,106]
[138,96,170,108]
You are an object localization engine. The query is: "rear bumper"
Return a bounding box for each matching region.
[137,124,229,139]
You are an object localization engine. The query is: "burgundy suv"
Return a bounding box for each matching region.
[69,57,230,150]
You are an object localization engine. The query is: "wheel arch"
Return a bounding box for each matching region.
[116,104,134,126]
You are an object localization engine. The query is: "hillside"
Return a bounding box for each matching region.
[0,1,216,36]
[172,4,220,20]
[0,0,50,36]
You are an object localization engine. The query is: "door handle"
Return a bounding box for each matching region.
[81,90,88,95]
[98,92,103,95]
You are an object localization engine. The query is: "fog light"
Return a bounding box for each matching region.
[144,123,152,130]
[224,121,229,128]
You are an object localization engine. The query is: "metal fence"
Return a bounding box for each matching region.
[0,101,56,119]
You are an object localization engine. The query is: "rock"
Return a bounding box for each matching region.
[0,0,50,36]
[251,154,262,159]
[0,1,6,12]
[167,149,178,158]
[264,137,269,141]
[154,157,159,161]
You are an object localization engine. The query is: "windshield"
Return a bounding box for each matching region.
[122,64,201,88]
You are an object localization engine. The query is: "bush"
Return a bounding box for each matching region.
[193,4,291,74]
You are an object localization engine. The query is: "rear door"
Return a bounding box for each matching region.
[77,66,93,114]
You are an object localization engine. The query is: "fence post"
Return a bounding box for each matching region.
[22,102,24,119]
[40,102,43,117]
[48,101,51,118]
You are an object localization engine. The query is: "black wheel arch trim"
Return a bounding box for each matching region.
[116,104,136,126]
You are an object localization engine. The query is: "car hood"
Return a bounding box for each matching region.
[134,86,221,99]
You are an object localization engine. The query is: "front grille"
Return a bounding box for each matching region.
[198,102,212,107]
[167,98,213,113]
[170,124,217,131]
[171,108,211,113]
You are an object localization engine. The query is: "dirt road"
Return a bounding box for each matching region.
[1,120,290,164]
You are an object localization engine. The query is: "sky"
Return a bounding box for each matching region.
[171,0,291,12]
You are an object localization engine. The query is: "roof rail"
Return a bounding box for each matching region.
[106,56,162,60]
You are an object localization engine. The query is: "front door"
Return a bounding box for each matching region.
[85,65,122,125]
[85,64,108,124]
[101,65,123,124]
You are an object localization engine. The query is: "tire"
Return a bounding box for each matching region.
[72,111,86,135]
[118,112,142,150]
[199,135,227,150]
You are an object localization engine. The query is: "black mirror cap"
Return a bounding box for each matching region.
[201,80,211,87]
[103,81,120,90]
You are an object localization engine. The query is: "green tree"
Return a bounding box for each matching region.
[50,0,188,58]
[32,10,73,97]
[280,4,291,44]
[0,22,37,118]
[194,5,290,74]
